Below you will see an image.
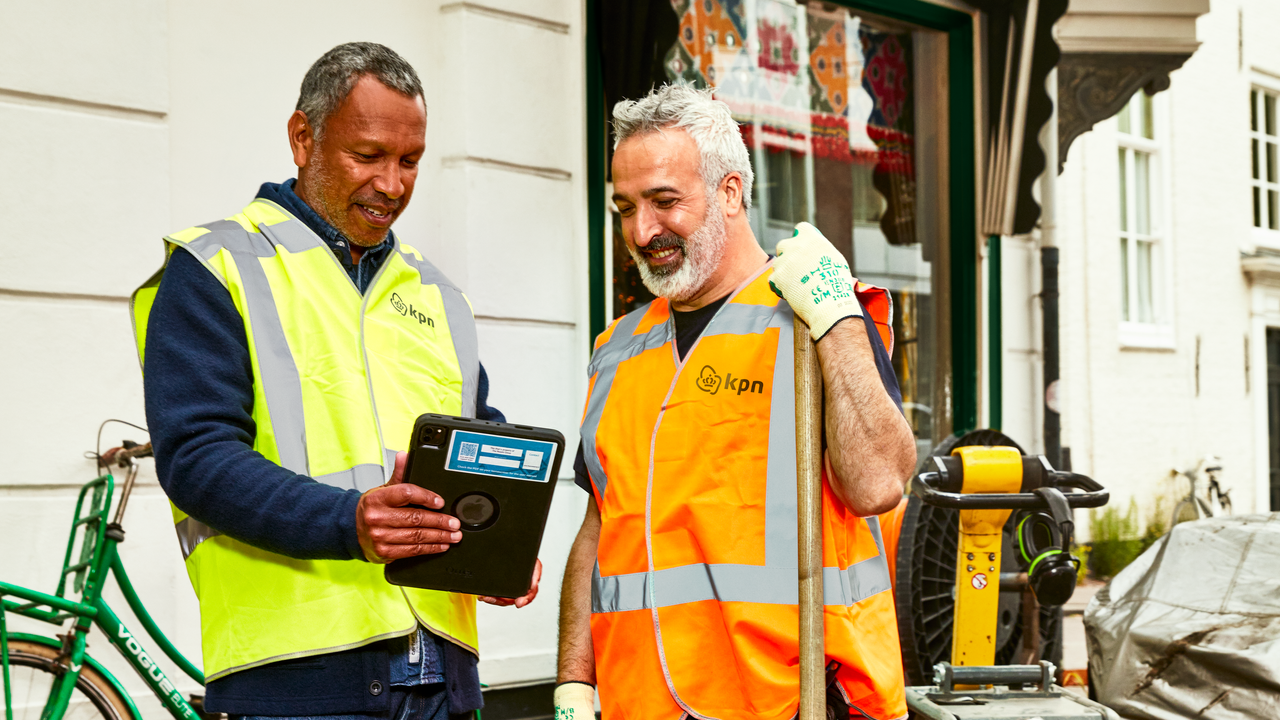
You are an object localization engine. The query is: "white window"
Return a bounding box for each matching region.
[1117,92,1172,348]
[1252,84,1280,240]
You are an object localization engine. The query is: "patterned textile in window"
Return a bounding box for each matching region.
[663,0,916,246]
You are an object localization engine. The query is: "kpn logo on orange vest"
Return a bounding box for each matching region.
[695,365,765,396]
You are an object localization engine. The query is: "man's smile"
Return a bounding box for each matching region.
[356,202,396,226]
[645,246,682,263]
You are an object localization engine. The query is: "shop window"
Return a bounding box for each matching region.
[1252,83,1280,240]
[599,0,953,457]
[1116,92,1173,348]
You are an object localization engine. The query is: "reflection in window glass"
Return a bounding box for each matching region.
[1118,148,1128,231]
[1120,239,1130,321]
[1118,91,1162,330]
[1253,87,1280,231]
[765,150,808,223]
[1136,241,1153,323]
[636,0,950,453]
[1134,151,1150,235]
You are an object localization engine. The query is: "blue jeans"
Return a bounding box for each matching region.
[233,681,451,720]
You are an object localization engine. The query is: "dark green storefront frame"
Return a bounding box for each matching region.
[585,0,981,435]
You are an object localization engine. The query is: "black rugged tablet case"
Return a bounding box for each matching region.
[384,414,564,599]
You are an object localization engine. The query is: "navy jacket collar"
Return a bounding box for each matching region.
[256,179,393,292]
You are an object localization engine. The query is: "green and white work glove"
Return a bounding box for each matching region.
[770,222,862,341]
[554,681,595,720]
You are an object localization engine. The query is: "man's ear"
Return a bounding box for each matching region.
[287,110,315,169]
[720,172,745,217]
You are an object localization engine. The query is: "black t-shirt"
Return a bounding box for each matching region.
[572,298,903,494]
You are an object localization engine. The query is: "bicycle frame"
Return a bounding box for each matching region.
[0,474,204,720]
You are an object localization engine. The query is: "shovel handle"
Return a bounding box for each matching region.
[794,320,825,720]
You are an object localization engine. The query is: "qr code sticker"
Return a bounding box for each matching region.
[458,442,479,463]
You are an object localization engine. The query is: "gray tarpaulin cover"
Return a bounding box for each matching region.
[1085,513,1280,719]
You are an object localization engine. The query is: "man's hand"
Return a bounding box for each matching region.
[770,222,862,341]
[356,451,462,563]
[553,681,596,720]
[478,558,542,608]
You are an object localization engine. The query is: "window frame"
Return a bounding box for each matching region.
[1251,74,1280,247]
[1116,91,1175,350]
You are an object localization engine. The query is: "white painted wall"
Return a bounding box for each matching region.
[1046,0,1275,538]
[1,0,589,708]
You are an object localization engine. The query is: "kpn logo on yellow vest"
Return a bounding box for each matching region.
[391,291,436,327]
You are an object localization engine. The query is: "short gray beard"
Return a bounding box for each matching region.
[630,196,728,302]
[302,146,389,248]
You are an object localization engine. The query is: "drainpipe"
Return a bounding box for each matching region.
[1041,67,1062,469]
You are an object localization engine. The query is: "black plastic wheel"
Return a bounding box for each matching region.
[894,430,1063,685]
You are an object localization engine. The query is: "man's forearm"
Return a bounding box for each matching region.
[557,499,600,684]
[817,320,916,516]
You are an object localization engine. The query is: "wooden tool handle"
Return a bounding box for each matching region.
[794,319,825,720]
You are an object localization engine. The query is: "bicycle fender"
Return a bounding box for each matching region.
[5,632,144,720]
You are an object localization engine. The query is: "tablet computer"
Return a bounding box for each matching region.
[384,414,565,599]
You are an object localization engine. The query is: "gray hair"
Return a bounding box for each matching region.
[296,42,424,139]
[612,85,753,208]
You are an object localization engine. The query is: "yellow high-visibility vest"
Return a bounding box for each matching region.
[132,198,479,681]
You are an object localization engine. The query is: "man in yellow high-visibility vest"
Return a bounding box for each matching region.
[133,42,537,720]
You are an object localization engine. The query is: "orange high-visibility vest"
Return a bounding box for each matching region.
[580,264,908,720]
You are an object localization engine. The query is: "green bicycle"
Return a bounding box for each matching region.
[1,426,211,720]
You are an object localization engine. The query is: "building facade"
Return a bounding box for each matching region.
[1,0,1255,715]
[1042,0,1278,534]
[1,1,591,713]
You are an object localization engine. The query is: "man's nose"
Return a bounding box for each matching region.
[371,161,406,199]
[632,204,662,249]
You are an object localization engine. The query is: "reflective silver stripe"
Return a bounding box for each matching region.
[257,216,327,254]
[591,562,651,613]
[580,307,661,498]
[185,219,275,259]
[764,302,798,566]
[175,516,222,560]
[398,250,479,418]
[314,463,386,492]
[443,287,478,418]
[173,221,311,475]
[231,248,310,475]
[585,314,670,377]
[702,301,778,337]
[592,556,892,611]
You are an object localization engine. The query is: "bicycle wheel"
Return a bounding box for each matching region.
[2,639,132,720]
[1171,499,1200,526]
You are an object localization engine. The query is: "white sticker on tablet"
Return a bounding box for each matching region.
[445,430,556,482]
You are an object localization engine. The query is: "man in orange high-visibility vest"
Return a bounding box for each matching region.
[555,85,917,720]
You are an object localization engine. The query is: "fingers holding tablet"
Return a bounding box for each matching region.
[357,480,463,563]
[480,559,542,608]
